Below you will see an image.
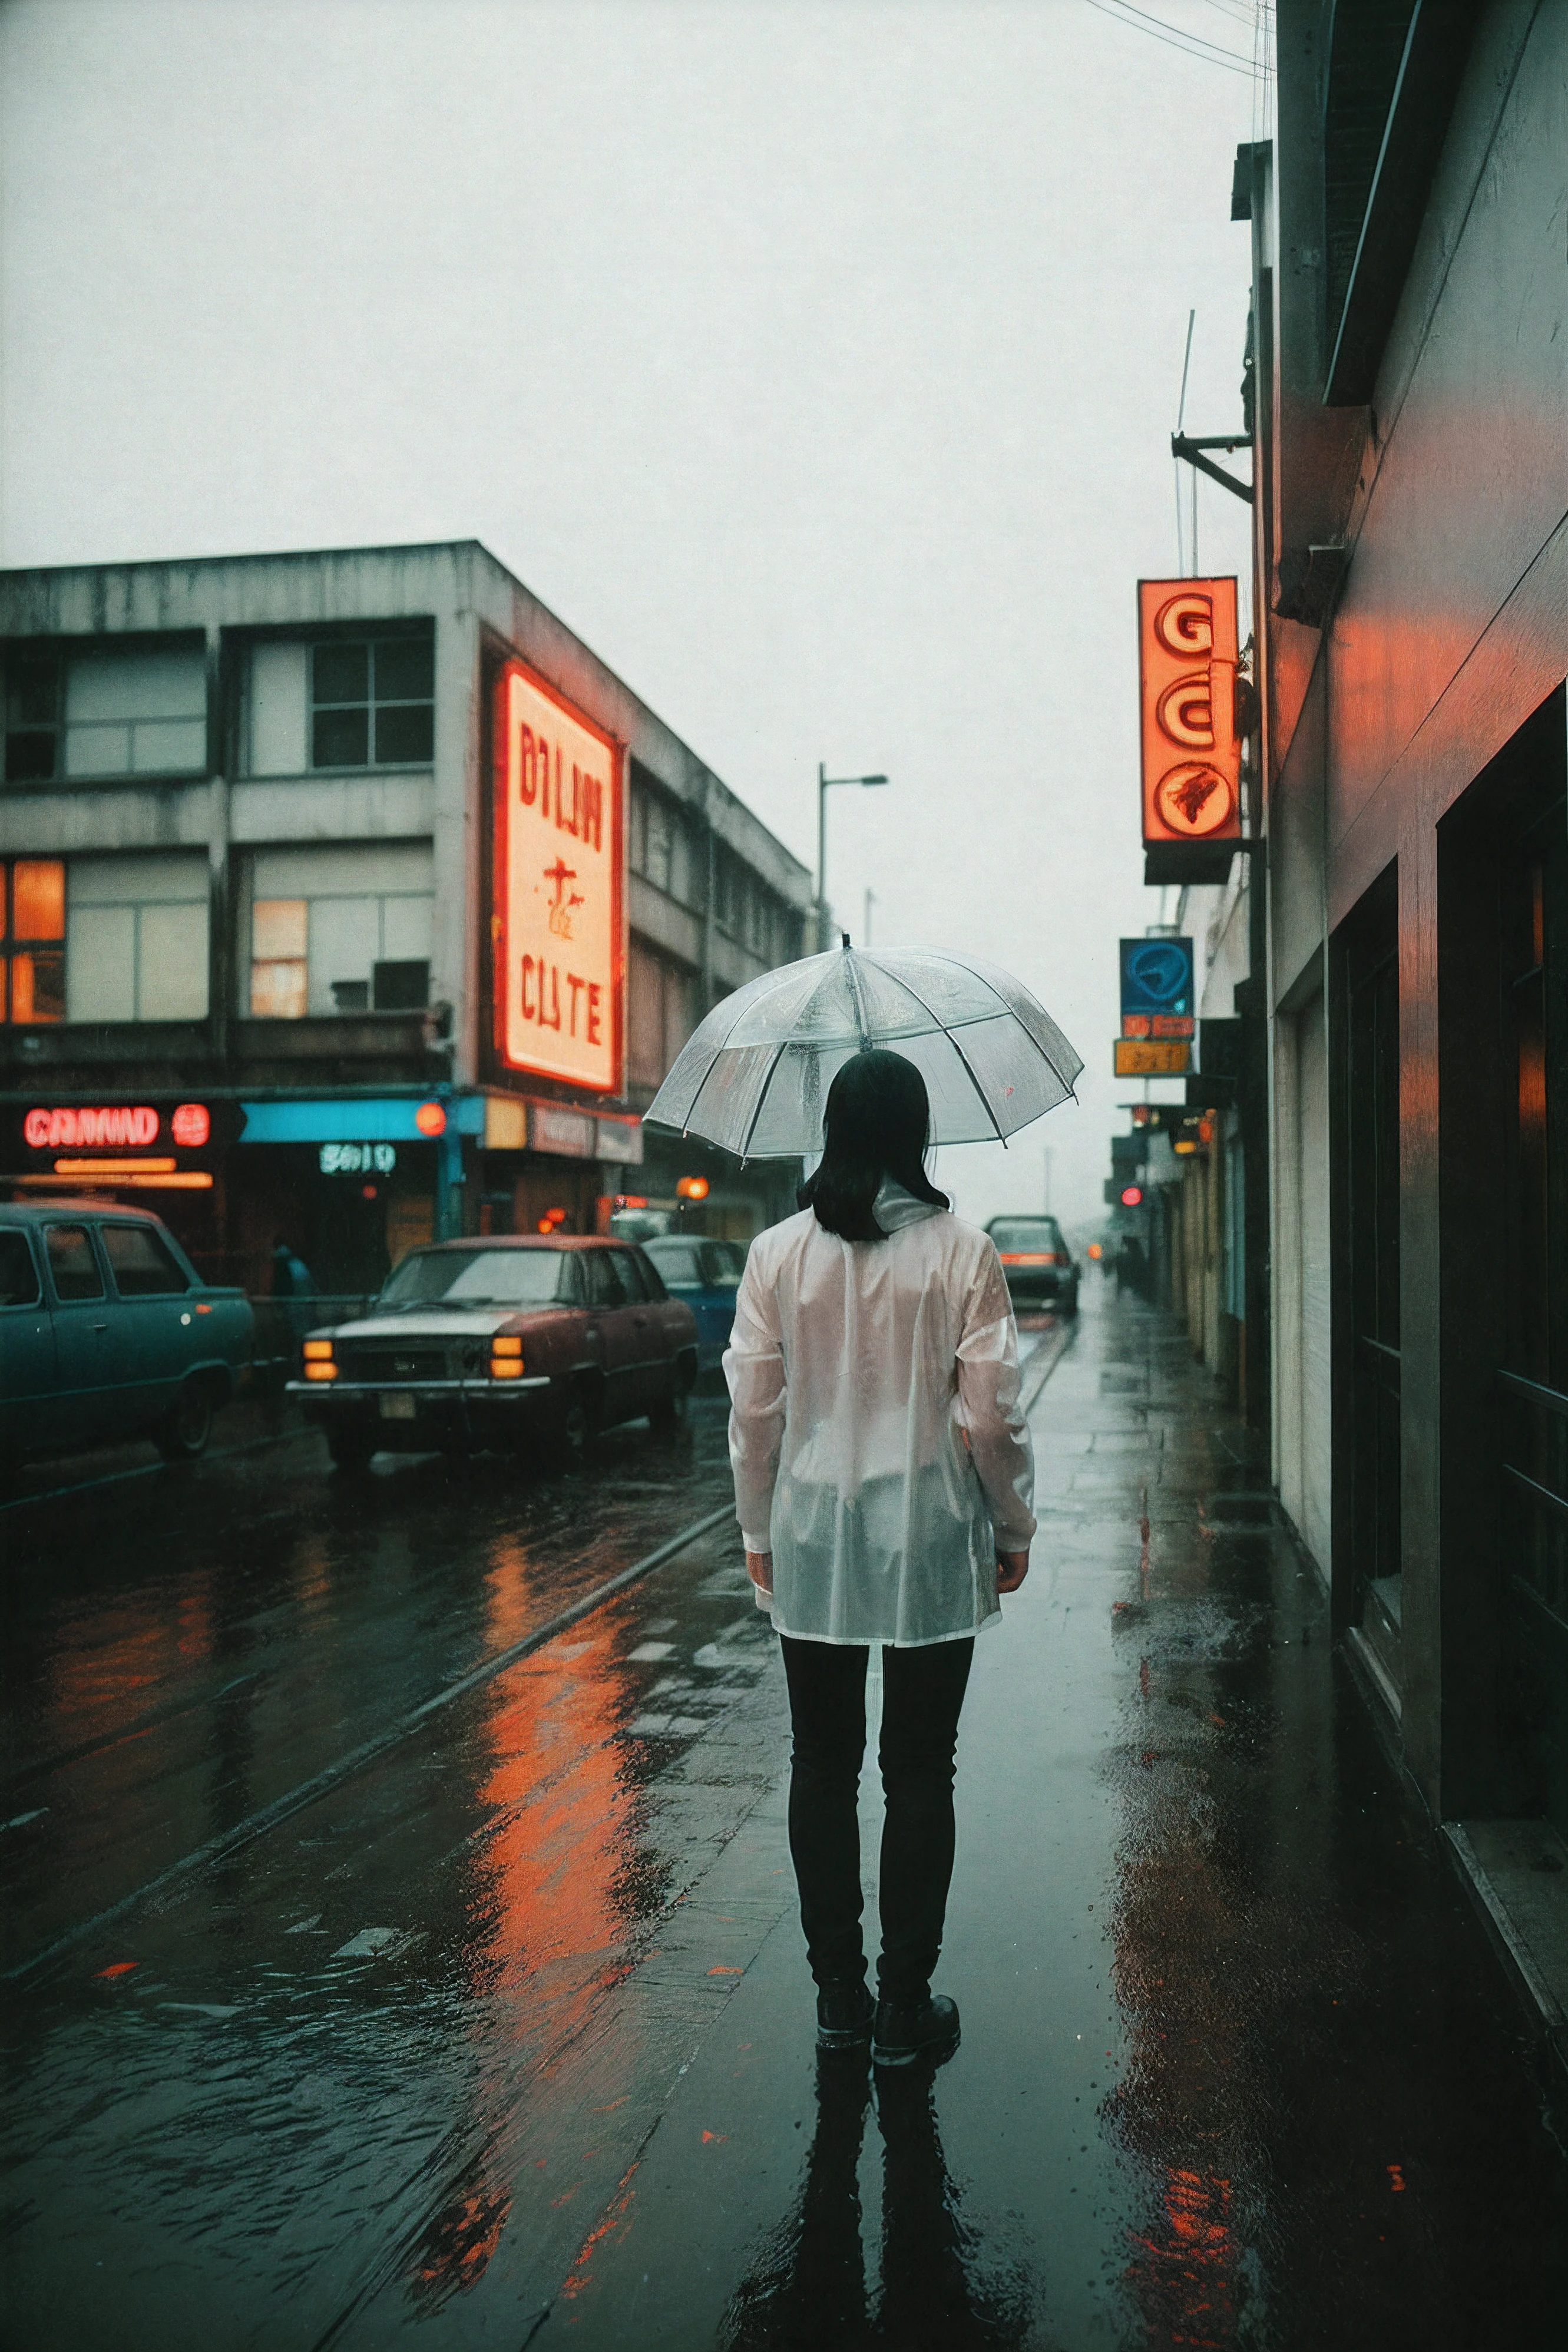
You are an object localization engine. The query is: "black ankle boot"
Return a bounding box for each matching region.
[872,1990,960,2067]
[816,1979,875,2050]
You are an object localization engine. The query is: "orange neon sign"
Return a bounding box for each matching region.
[1137,578,1242,846]
[493,660,624,1093]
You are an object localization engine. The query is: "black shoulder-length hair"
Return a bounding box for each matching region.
[799,1048,950,1242]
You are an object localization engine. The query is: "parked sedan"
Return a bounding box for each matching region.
[288,1236,699,1471]
[985,1215,1080,1315]
[640,1235,747,1370]
[0,1200,254,1463]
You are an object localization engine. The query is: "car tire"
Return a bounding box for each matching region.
[558,1378,601,1458]
[326,1423,378,1473]
[650,1349,698,1432]
[157,1377,215,1461]
[1062,1285,1080,1319]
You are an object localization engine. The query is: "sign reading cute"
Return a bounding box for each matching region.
[492,660,624,1091]
[1137,577,1242,847]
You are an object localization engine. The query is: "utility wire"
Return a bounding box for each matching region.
[1081,0,1272,77]
[1196,0,1273,27]
[1107,0,1273,65]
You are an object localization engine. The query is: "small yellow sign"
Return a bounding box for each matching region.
[1113,1038,1191,1077]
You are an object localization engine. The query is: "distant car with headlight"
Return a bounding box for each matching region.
[287,1235,699,1470]
[639,1235,747,1369]
[0,1200,253,1463]
[984,1215,1079,1316]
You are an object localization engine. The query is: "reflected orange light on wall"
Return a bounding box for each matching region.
[1138,578,1242,846]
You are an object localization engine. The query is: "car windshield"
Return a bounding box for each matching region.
[643,1239,706,1285]
[990,1219,1065,1253]
[378,1247,571,1308]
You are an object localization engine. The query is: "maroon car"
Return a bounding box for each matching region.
[287,1235,699,1471]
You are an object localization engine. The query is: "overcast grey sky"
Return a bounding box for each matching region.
[0,0,1268,1226]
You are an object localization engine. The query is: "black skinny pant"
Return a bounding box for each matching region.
[779,1633,974,2002]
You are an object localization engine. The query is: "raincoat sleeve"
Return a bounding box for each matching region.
[723,1251,786,1557]
[955,1241,1037,1552]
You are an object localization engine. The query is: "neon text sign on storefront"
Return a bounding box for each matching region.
[492,660,623,1091]
[22,1102,211,1149]
[25,1104,161,1147]
[1137,578,1242,848]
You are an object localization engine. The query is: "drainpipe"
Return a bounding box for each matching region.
[702,782,717,1015]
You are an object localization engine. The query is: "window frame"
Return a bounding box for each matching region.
[2,857,67,1026]
[0,1226,43,1309]
[100,1221,191,1298]
[4,650,63,784]
[43,1222,108,1305]
[307,633,435,775]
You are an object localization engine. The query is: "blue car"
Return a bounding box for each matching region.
[640,1236,747,1371]
[0,1200,254,1463]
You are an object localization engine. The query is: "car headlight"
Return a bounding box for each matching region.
[490,1335,524,1381]
[303,1338,337,1382]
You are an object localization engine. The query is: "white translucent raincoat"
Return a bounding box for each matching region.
[723,1182,1037,1646]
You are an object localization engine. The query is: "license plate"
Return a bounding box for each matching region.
[379,1391,417,1421]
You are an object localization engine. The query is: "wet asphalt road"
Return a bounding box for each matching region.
[4,1285,1567,2350]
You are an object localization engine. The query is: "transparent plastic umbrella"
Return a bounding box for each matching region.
[644,940,1083,1160]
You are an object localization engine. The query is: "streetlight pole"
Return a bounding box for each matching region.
[816,762,889,951]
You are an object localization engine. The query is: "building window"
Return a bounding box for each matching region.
[310,637,434,770]
[2,858,65,1022]
[628,770,694,905]
[65,854,210,1022]
[245,842,435,1018]
[627,940,694,1090]
[714,844,739,937]
[4,646,209,783]
[250,898,309,1018]
[63,645,206,778]
[4,656,62,783]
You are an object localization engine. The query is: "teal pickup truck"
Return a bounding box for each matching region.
[0,1200,254,1464]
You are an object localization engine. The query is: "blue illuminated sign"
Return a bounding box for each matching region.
[240,1096,485,1144]
[1120,937,1194,1018]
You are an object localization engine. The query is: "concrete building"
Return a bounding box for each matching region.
[0,541,813,1294]
[1246,2,1568,2033]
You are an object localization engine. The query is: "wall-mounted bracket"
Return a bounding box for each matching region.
[1171,432,1254,505]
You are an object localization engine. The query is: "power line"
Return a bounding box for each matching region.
[1080,0,1273,77]
[1096,0,1274,70]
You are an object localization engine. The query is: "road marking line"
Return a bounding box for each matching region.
[6,1501,736,1986]
[1021,1318,1079,1414]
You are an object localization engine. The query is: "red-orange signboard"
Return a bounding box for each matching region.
[1137,578,1242,846]
[493,660,624,1093]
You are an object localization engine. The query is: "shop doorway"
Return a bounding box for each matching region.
[1333,865,1401,1693]
[1498,789,1568,1831]
[1438,686,1567,1824]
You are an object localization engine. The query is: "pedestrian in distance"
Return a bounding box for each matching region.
[270,1235,319,1347]
[723,1047,1036,2069]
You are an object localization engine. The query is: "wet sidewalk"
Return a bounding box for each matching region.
[531,1280,1568,2350]
[8,1283,1568,2351]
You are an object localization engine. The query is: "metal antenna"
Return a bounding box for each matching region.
[1175,307,1196,571]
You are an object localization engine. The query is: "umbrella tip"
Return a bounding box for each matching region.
[841,931,851,950]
